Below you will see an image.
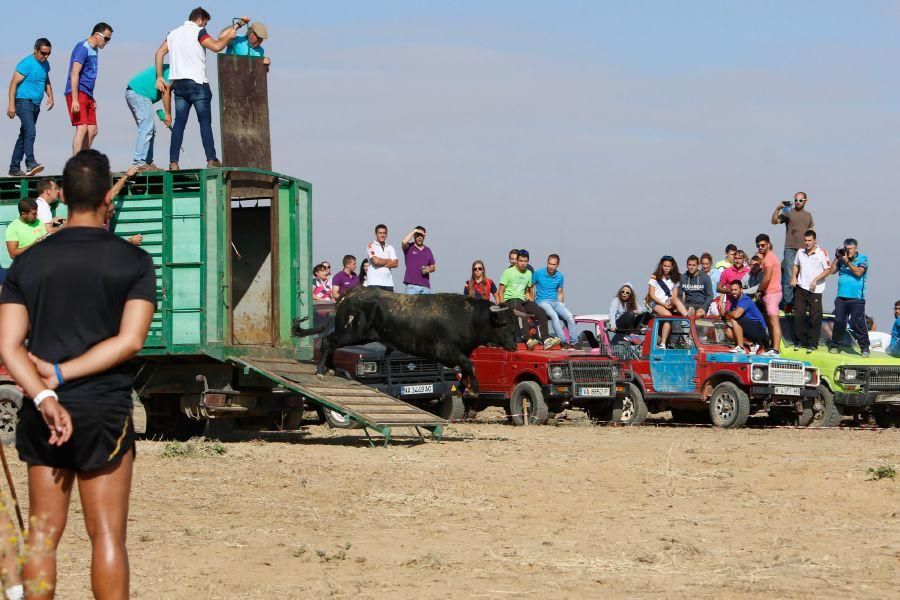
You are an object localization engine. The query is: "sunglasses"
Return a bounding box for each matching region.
[620,290,632,296]
[38,50,51,57]
[473,267,484,272]
[97,33,111,42]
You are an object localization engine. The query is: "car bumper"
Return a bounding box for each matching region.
[750,385,817,399]
[543,383,617,402]
[834,391,900,408]
[370,381,457,401]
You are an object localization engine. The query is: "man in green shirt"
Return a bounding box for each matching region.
[125,64,171,170]
[6,198,48,258]
[497,249,558,349]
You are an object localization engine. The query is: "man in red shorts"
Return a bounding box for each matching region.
[64,23,113,156]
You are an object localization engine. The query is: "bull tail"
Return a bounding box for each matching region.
[291,317,332,338]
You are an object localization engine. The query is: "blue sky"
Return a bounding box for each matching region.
[4,1,899,329]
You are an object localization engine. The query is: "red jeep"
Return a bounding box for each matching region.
[465,343,636,425]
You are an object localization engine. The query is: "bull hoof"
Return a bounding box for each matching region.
[316,372,326,381]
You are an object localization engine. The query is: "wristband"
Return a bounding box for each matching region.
[33,389,58,409]
[54,363,65,384]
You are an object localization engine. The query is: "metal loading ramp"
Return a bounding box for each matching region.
[230,356,446,445]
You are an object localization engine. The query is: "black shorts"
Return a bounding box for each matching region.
[738,318,769,346]
[16,401,135,473]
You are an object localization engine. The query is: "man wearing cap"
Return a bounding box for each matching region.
[226,22,271,68]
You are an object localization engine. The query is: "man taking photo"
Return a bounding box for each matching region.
[820,238,870,357]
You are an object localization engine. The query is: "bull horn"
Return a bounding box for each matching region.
[512,309,530,319]
[489,305,509,313]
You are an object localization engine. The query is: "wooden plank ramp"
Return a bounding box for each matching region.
[230,356,446,445]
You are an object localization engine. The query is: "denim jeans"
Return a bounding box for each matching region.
[126,89,156,165]
[10,99,40,171]
[781,247,798,306]
[831,297,869,351]
[538,300,577,342]
[170,80,217,163]
[405,284,431,295]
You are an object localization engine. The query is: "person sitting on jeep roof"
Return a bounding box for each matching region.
[680,254,714,317]
[497,250,559,350]
[609,282,651,334]
[647,255,689,349]
[724,281,771,354]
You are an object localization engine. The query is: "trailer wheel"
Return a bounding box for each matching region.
[509,381,549,426]
[708,382,750,428]
[323,407,362,429]
[612,383,648,425]
[809,384,841,428]
[0,384,23,446]
[436,394,465,421]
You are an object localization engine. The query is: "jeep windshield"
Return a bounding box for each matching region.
[695,319,731,349]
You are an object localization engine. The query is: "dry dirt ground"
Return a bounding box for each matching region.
[6,413,899,599]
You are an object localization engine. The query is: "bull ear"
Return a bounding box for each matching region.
[489,305,509,313]
[512,309,529,319]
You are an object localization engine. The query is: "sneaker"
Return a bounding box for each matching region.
[169,162,180,171]
[749,344,760,354]
[8,169,25,177]
[543,338,561,350]
[806,347,814,354]
[862,350,870,358]
[792,345,801,352]
[657,343,666,350]
[729,346,746,354]
[526,339,539,350]
[207,159,223,168]
[764,349,779,357]
[829,347,839,354]
[25,164,44,176]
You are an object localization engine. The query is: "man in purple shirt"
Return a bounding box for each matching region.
[401,226,436,294]
[330,255,359,300]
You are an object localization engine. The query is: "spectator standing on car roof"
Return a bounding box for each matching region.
[647,255,689,349]
[754,234,783,353]
[888,301,900,358]
[401,226,435,295]
[358,258,370,287]
[680,254,714,316]
[534,254,578,348]
[365,224,398,291]
[609,283,651,333]
[498,250,558,349]
[819,238,870,357]
[717,250,750,295]
[724,281,770,354]
[8,37,54,177]
[790,229,831,353]
[463,260,497,302]
[772,192,814,310]
[331,255,359,301]
[700,252,721,292]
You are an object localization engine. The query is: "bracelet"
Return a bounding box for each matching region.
[54,363,65,384]
[33,389,58,409]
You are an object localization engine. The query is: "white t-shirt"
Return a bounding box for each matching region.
[167,21,210,84]
[794,246,831,294]
[365,241,397,288]
[648,276,677,304]
[35,197,53,225]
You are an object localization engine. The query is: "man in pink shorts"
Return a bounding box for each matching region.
[754,233,782,355]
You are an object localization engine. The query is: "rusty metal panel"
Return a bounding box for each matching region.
[218,54,271,170]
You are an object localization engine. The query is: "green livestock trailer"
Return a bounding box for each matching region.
[0,169,444,444]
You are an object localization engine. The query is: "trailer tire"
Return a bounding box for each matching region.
[0,384,23,446]
[509,381,549,426]
[612,383,648,425]
[436,394,465,422]
[708,382,751,429]
[323,408,363,430]
[809,384,841,428]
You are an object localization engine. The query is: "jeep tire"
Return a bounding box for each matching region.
[509,381,549,426]
[809,384,841,428]
[612,383,648,425]
[0,384,23,445]
[709,382,751,428]
[436,394,466,421]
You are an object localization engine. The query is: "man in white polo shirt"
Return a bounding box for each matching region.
[365,224,398,291]
[154,7,248,170]
[790,229,831,352]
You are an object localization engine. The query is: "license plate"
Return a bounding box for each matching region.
[579,387,611,397]
[774,385,800,396]
[401,384,434,395]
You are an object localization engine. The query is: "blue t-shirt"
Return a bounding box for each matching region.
[226,36,265,58]
[728,294,767,327]
[14,55,50,104]
[836,253,868,300]
[533,268,564,303]
[891,316,900,349]
[65,41,99,97]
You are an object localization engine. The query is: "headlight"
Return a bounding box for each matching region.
[751,366,767,382]
[548,364,570,382]
[842,368,858,382]
[804,369,814,384]
[356,361,378,375]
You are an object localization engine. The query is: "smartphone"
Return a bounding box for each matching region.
[782,200,791,207]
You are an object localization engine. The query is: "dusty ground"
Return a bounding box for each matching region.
[6,413,899,599]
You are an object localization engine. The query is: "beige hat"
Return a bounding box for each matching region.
[249,22,268,39]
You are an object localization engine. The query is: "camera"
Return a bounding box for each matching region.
[835,247,846,258]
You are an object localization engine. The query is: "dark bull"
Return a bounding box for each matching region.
[293,287,520,394]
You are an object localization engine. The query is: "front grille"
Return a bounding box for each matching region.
[388,358,441,383]
[868,367,900,392]
[570,360,615,385]
[768,360,804,386]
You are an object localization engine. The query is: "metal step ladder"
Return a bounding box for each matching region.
[230,356,446,446]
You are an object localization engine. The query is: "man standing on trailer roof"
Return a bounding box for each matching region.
[65,22,113,156]
[7,37,54,177]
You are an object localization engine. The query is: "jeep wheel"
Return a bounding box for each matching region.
[436,394,466,421]
[0,384,23,445]
[708,382,751,429]
[612,383,648,425]
[809,384,841,428]
[323,408,362,430]
[509,381,549,426]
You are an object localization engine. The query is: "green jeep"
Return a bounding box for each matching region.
[779,314,900,427]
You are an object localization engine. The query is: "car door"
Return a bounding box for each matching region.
[649,318,698,393]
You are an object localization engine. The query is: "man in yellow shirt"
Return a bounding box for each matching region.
[6,198,48,259]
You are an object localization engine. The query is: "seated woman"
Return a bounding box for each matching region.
[608,282,651,341]
[463,260,497,302]
[646,256,689,349]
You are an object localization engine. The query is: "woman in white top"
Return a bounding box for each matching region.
[647,255,689,348]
